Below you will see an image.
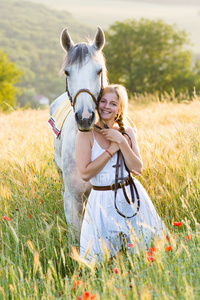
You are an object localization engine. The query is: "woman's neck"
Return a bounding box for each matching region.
[96,119,115,129]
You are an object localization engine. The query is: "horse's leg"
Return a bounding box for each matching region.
[63,187,83,244]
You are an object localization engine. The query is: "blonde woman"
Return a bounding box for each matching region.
[75,84,165,262]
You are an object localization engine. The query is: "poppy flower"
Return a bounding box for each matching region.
[147,251,154,262]
[55,211,58,214]
[166,235,170,242]
[3,216,12,221]
[113,268,119,274]
[74,280,83,290]
[185,235,192,241]
[80,291,96,300]
[165,246,172,251]
[150,247,158,252]
[173,221,182,227]
[29,213,32,219]
[128,243,134,248]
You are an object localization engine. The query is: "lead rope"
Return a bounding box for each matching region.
[113,133,140,218]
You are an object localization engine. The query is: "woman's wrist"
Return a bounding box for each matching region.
[105,149,113,158]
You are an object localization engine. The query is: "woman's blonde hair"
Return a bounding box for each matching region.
[100,84,136,132]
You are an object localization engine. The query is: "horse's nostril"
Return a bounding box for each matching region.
[75,112,80,123]
[88,112,95,125]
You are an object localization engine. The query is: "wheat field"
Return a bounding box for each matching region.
[0,99,200,299]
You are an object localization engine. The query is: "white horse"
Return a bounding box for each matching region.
[49,27,108,240]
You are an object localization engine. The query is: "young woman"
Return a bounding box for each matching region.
[75,84,165,262]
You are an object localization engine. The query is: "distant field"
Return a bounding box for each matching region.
[27,0,200,53]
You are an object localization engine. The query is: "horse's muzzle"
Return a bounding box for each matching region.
[75,112,95,131]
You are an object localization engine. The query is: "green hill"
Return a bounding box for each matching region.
[0,0,94,106]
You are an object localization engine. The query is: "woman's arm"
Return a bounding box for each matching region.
[101,127,143,175]
[75,131,119,181]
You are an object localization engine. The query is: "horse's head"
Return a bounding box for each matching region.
[60,27,108,132]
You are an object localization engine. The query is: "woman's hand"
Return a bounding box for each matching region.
[101,128,124,144]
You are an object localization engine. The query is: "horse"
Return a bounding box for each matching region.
[49,27,108,241]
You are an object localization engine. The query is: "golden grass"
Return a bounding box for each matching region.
[0,100,199,299]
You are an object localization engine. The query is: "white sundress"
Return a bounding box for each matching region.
[80,133,166,262]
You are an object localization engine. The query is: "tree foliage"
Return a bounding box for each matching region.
[104,19,199,96]
[0,50,22,110]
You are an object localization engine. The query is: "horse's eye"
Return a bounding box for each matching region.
[97,68,103,75]
[64,70,70,76]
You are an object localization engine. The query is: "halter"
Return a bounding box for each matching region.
[65,71,104,109]
[65,71,109,129]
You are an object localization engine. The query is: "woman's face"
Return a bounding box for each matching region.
[98,92,119,121]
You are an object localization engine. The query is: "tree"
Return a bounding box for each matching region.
[0,50,22,110]
[104,19,196,96]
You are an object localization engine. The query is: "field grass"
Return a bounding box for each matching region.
[0,98,200,299]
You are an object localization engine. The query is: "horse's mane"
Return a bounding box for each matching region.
[60,42,107,73]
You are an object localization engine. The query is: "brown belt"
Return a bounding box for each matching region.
[92,178,130,191]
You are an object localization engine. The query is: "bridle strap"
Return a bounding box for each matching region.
[65,70,109,128]
[65,70,104,109]
[73,89,97,109]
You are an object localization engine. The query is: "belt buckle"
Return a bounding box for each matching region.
[110,183,115,191]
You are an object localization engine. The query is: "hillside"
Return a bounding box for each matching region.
[26,0,200,55]
[0,0,94,105]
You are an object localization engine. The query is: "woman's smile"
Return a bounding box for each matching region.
[98,92,119,121]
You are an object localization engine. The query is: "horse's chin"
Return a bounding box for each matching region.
[77,122,94,132]
[78,127,92,132]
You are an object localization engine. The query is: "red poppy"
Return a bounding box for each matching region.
[147,251,154,262]
[55,211,58,214]
[166,235,170,242]
[77,297,82,300]
[3,216,12,221]
[128,243,134,248]
[185,235,192,241]
[113,268,119,274]
[29,213,32,219]
[173,221,182,227]
[165,246,172,251]
[82,291,96,299]
[150,247,158,252]
[74,280,83,290]
[83,291,90,299]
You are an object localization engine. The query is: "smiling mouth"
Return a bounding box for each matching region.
[101,110,111,114]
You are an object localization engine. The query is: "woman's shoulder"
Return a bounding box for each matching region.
[125,126,137,137]
[76,130,93,145]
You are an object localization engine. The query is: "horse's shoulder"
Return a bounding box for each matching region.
[49,92,69,116]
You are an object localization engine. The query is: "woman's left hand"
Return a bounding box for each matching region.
[101,129,124,144]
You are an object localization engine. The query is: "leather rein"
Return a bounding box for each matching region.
[113,136,140,218]
[95,126,140,218]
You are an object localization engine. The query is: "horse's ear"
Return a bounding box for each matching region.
[92,27,105,51]
[60,28,74,52]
